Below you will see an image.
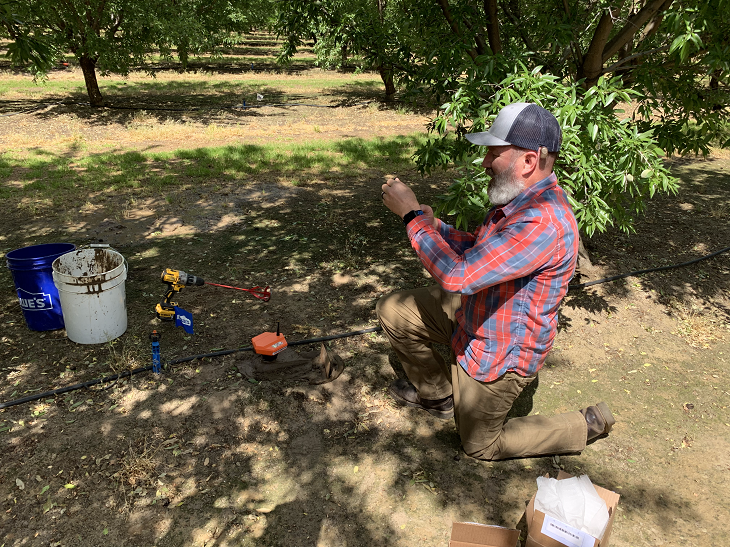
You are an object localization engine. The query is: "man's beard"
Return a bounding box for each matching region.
[486,161,525,205]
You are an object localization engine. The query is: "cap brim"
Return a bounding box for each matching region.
[465,131,511,147]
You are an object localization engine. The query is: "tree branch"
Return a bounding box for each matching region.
[500,0,535,51]
[483,0,501,55]
[602,44,670,73]
[435,0,479,62]
[602,0,673,63]
[460,17,487,56]
[580,3,623,83]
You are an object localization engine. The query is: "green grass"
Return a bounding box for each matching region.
[0,135,426,202]
[0,72,383,105]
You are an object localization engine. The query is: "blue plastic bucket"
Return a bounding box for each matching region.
[6,243,76,331]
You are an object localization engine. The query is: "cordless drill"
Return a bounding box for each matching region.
[155,269,205,320]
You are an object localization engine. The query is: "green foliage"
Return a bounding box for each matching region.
[0,1,57,74]
[274,0,727,236]
[415,63,678,236]
[2,0,275,103]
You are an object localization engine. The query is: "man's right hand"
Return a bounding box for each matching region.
[420,204,439,229]
[382,177,420,218]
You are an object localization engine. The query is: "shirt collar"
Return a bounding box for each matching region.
[490,172,557,219]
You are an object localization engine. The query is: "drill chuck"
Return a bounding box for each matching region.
[179,271,205,286]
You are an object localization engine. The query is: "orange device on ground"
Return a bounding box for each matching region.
[252,323,287,360]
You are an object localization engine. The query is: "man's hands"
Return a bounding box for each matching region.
[381,177,420,218]
[420,204,438,229]
[381,177,438,228]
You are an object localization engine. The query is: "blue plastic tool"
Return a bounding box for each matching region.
[150,330,162,374]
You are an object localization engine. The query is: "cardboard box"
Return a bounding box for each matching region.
[525,471,620,547]
[449,522,521,547]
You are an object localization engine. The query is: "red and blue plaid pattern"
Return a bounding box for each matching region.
[406,173,578,382]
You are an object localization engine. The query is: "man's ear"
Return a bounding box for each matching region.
[518,150,539,177]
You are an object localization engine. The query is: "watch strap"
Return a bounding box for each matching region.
[402,209,424,226]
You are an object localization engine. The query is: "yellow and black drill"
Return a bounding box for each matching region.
[155,268,205,320]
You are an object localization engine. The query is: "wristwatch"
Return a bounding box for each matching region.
[402,209,424,226]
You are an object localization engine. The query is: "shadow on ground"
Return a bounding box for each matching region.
[1,143,728,545]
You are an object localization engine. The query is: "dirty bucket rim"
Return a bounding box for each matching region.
[51,248,125,281]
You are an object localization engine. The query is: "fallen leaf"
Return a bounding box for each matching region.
[40,485,50,495]
[16,478,24,490]
[64,483,75,489]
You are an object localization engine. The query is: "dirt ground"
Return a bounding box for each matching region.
[1,70,729,547]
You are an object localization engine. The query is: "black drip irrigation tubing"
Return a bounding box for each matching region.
[2,244,728,411]
[0,326,382,410]
[104,101,372,111]
[568,243,730,290]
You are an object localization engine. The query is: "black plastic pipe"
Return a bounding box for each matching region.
[0,326,383,410]
[3,242,728,411]
[569,244,730,290]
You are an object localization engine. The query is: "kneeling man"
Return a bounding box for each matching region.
[377,102,614,460]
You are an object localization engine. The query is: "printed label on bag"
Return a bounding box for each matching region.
[17,288,53,311]
[540,515,595,547]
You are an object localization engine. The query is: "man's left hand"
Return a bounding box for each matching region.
[381,177,420,218]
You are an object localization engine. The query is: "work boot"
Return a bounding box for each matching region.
[580,402,615,441]
[388,378,454,420]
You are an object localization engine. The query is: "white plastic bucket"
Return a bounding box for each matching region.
[52,248,128,344]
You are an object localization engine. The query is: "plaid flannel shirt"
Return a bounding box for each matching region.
[406,173,578,382]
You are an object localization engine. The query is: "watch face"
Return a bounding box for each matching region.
[403,210,423,226]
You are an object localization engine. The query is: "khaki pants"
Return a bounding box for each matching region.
[376,286,587,460]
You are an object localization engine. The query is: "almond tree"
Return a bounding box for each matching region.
[4,0,269,106]
[410,0,729,236]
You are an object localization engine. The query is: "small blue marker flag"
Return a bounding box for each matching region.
[174,306,194,334]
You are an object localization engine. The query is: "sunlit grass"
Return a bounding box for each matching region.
[0,69,382,102]
[0,135,426,203]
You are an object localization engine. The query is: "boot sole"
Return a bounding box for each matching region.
[388,386,454,420]
[595,402,615,434]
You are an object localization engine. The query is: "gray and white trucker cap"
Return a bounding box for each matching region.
[465,102,562,153]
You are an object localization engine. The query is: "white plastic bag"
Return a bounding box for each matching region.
[534,475,610,539]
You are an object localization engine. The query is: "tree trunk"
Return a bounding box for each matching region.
[79,55,105,107]
[577,233,595,274]
[579,8,619,87]
[483,0,502,54]
[379,66,396,99]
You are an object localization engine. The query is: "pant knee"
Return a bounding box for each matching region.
[375,292,398,323]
